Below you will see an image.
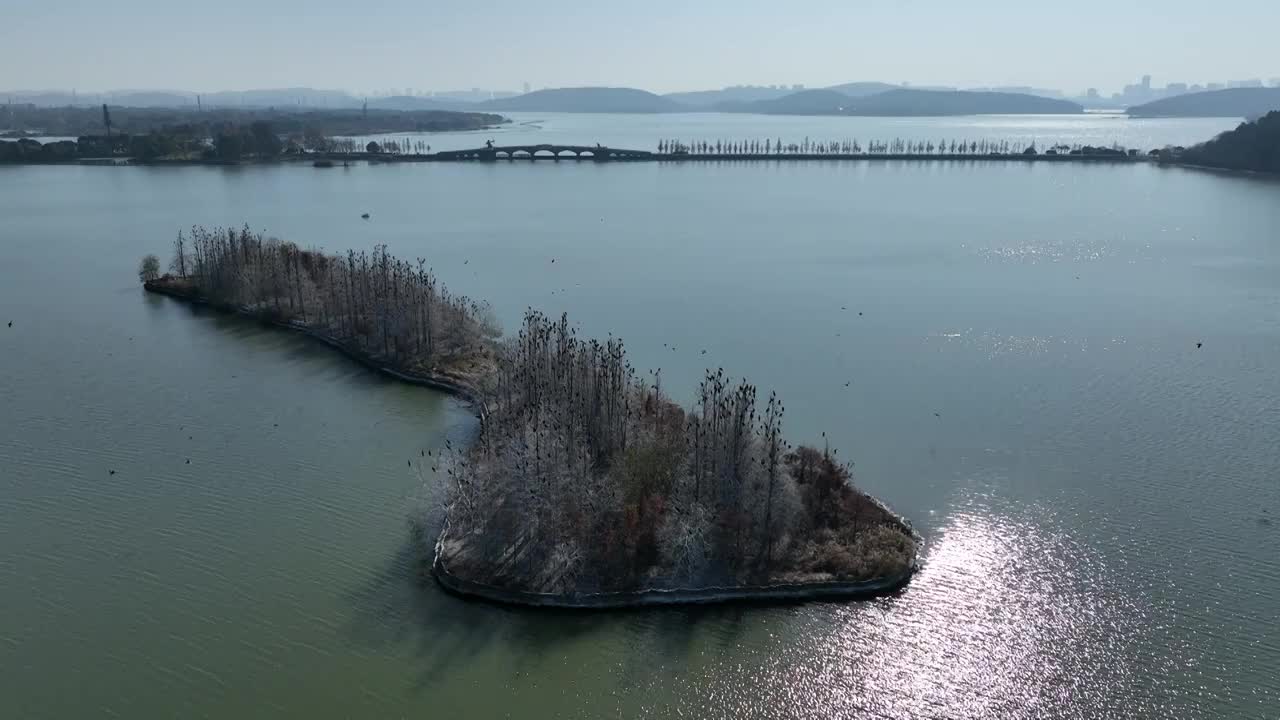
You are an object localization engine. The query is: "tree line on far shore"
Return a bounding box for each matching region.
[1,104,502,140]
[0,122,440,162]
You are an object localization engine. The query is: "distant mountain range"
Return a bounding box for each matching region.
[713,88,1082,116]
[1126,88,1280,118]
[823,82,904,98]
[713,89,856,115]
[2,83,1091,117]
[470,85,1082,116]
[663,86,796,107]
[844,89,1082,116]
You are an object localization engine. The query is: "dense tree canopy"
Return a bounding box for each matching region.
[438,310,917,594]
[1180,112,1280,174]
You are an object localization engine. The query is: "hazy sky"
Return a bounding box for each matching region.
[2,0,1276,94]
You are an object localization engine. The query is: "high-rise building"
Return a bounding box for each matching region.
[523,82,531,94]
[1141,75,1152,89]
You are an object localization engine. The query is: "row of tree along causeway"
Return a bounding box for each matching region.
[428,139,1152,163]
[138,227,919,608]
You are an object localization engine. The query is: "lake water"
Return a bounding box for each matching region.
[2,114,1278,719]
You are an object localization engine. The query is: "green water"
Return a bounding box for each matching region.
[2,143,1279,718]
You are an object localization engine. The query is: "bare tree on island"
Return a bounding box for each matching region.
[142,228,916,598]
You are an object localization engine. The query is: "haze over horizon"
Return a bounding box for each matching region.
[2,0,1276,97]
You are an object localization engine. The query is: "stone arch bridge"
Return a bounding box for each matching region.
[431,144,653,162]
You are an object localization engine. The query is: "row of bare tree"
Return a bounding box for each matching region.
[442,310,914,593]
[657,137,1122,155]
[168,226,496,370]
[320,138,433,155]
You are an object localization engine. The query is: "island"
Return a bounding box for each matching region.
[139,226,919,607]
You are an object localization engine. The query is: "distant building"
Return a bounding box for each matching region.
[1271,78,1280,88]
[523,82,531,94]
[1086,88,1100,99]
[1141,75,1152,89]
[1166,82,1188,94]
[791,84,804,90]
[1207,82,1224,91]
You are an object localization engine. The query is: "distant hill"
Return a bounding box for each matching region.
[106,91,195,107]
[1179,112,1280,173]
[716,89,855,115]
[848,89,1082,116]
[200,88,358,108]
[825,82,900,97]
[670,82,908,109]
[1127,88,1280,118]
[664,86,793,108]
[478,87,683,113]
[366,95,466,112]
[720,88,1083,116]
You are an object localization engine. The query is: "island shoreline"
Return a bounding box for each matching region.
[432,513,920,608]
[143,280,483,406]
[144,277,921,609]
